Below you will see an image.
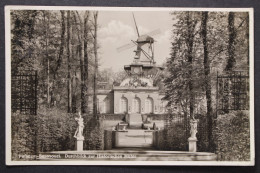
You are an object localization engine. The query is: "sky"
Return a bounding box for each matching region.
[98,11,173,72]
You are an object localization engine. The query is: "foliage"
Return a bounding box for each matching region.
[164,12,250,115]
[104,130,113,150]
[164,123,188,151]
[214,111,250,161]
[11,108,105,160]
[11,10,38,73]
[11,112,37,160]
[164,11,205,117]
[154,124,187,151]
[98,68,126,87]
[11,10,98,112]
[84,116,104,150]
[195,114,209,152]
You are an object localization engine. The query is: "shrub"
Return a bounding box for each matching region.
[11,112,37,160]
[11,107,105,160]
[84,116,104,150]
[154,121,188,151]
[214,111,250,161]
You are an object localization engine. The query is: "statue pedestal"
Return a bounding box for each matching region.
[188,137,197,152]
[76,138,84,151]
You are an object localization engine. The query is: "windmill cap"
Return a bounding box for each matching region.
[137,35,154,43]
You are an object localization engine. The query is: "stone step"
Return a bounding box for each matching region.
[128,114,143,128]
[129,113,142,122]
[114,130,153,148]
[128,122,142,129]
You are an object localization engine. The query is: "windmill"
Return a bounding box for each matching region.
[117,13,161,65]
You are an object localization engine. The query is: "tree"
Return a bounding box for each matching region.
[92,12,99,117]
[11,10,38,74]
[73,11,91,114]
[54,10,65,78]
[164,12,201,118]
[201,11,213,151]
[42,11,51,106]
[66,11,72,113]
[83,12,90,114]
[185,12,199,118]
[225,12,236,71]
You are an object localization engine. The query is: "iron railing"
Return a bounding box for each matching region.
[11,71,38,115]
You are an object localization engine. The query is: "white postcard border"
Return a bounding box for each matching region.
[5,6,255,166]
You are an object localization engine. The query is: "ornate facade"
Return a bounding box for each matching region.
[96,34,168,115]
[97,63,167,114]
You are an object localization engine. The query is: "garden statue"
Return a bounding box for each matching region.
[188,118,199,152]
[74,112,85,151]
[190,118,198,139]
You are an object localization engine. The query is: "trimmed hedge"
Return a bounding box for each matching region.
[84,116,104,150]
[11,113,37,160]
[214,111,250,161]
[153,121,188,151]
[104,130,114,150]
[11,107,105,160]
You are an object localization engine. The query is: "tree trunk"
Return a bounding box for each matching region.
[83,11,90,114]
[54,10,65,79]
[245,13,249,67]
[74,11,90,114]
[201,11,213,151]
[72,72,77,113]
[225,12,236,71]
[73,12,85,114]
[66,11,72,113]
[43,11,51,107]
[186,12,196,119]
[80,20,85,115]
[93,12,98,117]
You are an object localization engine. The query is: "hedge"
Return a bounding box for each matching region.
[11,107,105,160]
[153,121,188,151]
[214,111,250,161]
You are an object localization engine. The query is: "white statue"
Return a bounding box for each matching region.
[74,112,85,140]
[190,118,198,139]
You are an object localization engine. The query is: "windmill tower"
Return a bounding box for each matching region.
[117,13,160,65]
[131,13,155,64]
[117,13,164,87]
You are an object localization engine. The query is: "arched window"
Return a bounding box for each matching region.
[160,101,164,113]
[145,97,154,113]
[132,97,141,113]
[97,98,100,113]
[120,97,128,113]
[103,97,110,113]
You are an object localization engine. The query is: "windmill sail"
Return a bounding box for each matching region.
[132,13,140,37]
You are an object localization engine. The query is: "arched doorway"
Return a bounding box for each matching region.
[133,97,141,113]
[145,97,154,113]
[120,97,128,113]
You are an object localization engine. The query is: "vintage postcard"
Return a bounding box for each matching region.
[5,6,254,165]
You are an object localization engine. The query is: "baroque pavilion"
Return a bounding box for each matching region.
[95,34,168,115]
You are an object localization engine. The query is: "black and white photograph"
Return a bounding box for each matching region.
[5,6,254,165]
